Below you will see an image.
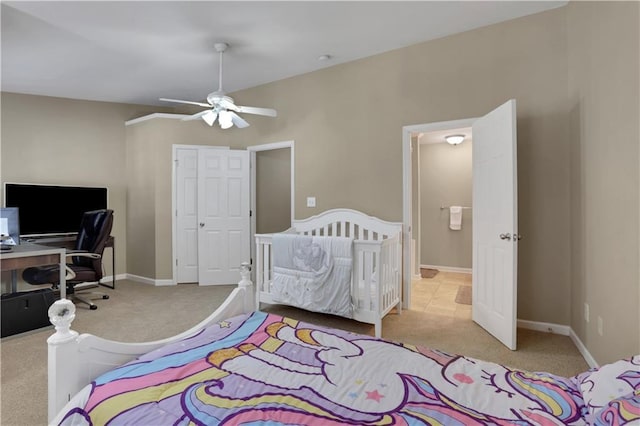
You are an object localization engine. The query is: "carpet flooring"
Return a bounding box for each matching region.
[1,279,589,425]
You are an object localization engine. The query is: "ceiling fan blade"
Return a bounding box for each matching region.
[236,105,277,117]
[229,111,250,128]
[159,98,211,108]
[181,110,210,121]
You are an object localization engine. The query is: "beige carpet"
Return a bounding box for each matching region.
[1,279,589,426]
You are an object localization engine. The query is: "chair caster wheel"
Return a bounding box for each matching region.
[103,295,110,299]
[90,305,98,310]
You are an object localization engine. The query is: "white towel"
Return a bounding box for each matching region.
[449,206,462,230]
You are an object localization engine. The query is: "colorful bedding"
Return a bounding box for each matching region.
[55,311,637,425]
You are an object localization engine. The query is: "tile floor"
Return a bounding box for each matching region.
[411,271,472,319]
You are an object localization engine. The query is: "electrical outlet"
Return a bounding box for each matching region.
[597,316,604,336]
[306,197,316,207]
[584,303,590,322]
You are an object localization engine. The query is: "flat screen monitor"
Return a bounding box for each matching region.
[4,183,108,237]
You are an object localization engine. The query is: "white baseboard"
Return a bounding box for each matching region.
[517,319,570,336]
[421,264,472,274]
[517,319,599,369]
[99,274,127,284]
[126,273,176,286]
[570,328,599,369]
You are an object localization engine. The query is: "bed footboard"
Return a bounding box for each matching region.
[47,263,254,423]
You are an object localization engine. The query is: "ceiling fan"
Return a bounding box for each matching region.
[160,43,277,129]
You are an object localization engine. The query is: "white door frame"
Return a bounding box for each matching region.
[402,118,477,308]
[247,140,295,276]
[171,144,230,285]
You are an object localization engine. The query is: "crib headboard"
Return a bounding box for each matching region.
[290,208,402,241]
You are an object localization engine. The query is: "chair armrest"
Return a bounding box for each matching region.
[65,251,101,260]
[64,265,76,280]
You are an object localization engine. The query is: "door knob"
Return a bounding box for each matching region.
[499,233,512,241]
[199,222,205,228]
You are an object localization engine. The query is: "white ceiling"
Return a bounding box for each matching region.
[1,1,566,107]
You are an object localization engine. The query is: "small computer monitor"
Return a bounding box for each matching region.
[0,207,20,246]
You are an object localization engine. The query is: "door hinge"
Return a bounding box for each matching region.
[249,210,253,217]
[175,259,178,266]
[175,159,179,167]
[250,258,253,265]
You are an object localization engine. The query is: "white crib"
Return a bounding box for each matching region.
[255,208,403,337]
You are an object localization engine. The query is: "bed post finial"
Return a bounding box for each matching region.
[239,262,255,312]
[47,298,79,344]
[239,262,252,288]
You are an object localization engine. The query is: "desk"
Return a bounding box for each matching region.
[1,243,66,299]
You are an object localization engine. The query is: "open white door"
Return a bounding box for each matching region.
[198,149,250,285]
[175,148,199,283]
[472,99,518,350]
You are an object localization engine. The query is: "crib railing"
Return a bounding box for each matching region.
[254,232,401,317]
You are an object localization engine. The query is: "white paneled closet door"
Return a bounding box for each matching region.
[175,147,250,285]
[176,148,199,283]
[197,149,250,285]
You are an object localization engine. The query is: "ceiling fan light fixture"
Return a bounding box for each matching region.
[202,111,217,126]
[159,42,277,130]
[219,110,233,129]
[445,134,465,145]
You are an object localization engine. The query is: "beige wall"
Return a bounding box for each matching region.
[420,142,472,269]
[256,148,291,234]
[3,2,638,364]
[0,92,167,285]
[567,1,640,363]
[227,7,572,325]
[124,118,251,279]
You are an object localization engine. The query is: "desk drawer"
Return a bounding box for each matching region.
[1,289,56,337]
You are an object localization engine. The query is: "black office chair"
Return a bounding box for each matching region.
[23,209,114,310]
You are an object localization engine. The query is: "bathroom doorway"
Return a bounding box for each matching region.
[411,127,473,319]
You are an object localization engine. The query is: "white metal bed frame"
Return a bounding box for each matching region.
[255,208,403,338]
[47,210,402,422]
[46,264,255,423]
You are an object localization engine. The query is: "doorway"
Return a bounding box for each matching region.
[402,99,518,350]
[247,140,295,277]
[172,145,251,286]
[412,128,473,319]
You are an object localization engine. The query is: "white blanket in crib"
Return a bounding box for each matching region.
[272,234,353,318]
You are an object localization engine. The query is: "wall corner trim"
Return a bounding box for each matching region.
[125,113,190,126]
[517,319,599,368]
[99,274,127,284]
[126,273,176,286]
[569,328,599,369]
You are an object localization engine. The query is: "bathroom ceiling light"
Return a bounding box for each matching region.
[445,134,465,145]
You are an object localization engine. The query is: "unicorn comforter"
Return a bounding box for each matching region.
[55,311,639,425]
